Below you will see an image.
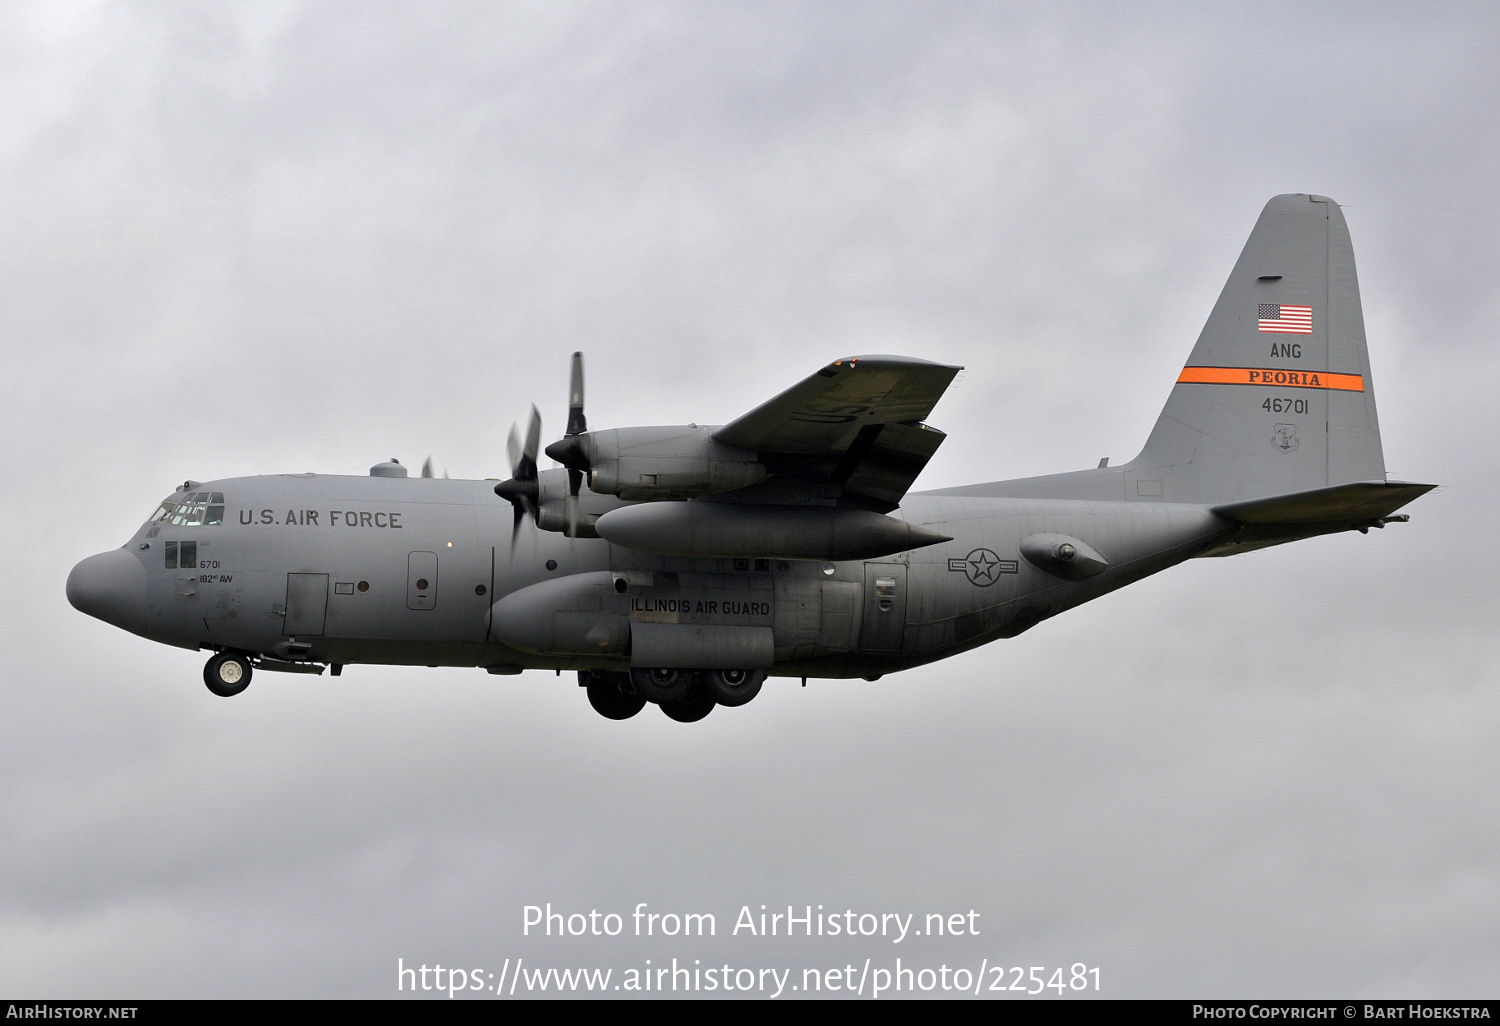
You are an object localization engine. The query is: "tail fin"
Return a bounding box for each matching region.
[1123,194,1386,503]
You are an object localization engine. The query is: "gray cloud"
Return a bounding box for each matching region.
[4,0,1497,998]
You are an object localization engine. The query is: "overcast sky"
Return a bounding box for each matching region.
[4,1,1498,999]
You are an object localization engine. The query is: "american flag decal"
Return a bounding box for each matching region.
[1258,304,1312,334]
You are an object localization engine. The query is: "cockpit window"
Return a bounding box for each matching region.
[150,492,225,527]
[164,540,197,570]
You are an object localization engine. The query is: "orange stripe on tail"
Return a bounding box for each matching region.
[1176,366,1365,391]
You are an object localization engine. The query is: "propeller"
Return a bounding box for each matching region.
[420,456,449,479]
[544,351,589,536]
[493,405,542,550]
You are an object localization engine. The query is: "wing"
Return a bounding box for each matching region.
[713,355,961,511]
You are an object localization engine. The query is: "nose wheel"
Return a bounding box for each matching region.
[203,653,252,697]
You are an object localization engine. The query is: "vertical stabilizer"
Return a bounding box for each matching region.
[1124,194,1386,504]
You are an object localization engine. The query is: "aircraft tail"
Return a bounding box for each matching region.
[929,194,1432,524]
[1122,193,1386,504]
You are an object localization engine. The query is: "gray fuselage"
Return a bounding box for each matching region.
[74,470,1232,679]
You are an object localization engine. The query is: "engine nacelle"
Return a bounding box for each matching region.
[577,426,767,500]
[529,469,608,538]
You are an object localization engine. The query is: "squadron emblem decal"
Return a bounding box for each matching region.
[1271,423,1299,453]
[947,548,1019,587]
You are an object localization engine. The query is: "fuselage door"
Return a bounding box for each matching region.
[408,551,438,610]
[284,573,328,636]
[860,563,907,652]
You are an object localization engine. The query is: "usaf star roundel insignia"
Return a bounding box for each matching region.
[946,547,1018,587]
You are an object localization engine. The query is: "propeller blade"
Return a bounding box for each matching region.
[506,425,522,476]
[421,456,434,479]
[521,405,541,470]
[498,409,545,552]
[565,351,586,436]
[497,355,588,546]
[566,467,582,538]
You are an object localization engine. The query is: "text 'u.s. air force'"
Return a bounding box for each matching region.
[238,509,404,527]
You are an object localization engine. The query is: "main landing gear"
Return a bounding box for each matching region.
[585,673,647,720]
[703,668,763,707]
[203,652,253,697]
[579,668,768,722]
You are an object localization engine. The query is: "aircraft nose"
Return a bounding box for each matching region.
[67,549,146,632]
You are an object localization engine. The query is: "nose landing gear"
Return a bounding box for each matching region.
[203,653,253,697]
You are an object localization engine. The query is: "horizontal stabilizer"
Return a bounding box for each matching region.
[1213,480,1435,525]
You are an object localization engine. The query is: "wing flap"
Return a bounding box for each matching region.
[835,421,949,512]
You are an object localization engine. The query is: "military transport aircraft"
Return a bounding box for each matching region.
[68,194,1433,722]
